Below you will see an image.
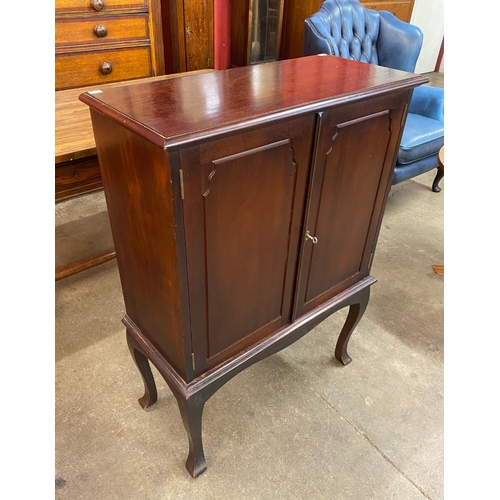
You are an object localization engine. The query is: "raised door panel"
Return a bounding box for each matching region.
[294,95,408,318]
[181,116,316,372]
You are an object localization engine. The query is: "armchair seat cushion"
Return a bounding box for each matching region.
[397,113,444,164]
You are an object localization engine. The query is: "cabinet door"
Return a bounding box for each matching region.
[183,0,214,70]
[294,94,408,318]
[181,116,316,372]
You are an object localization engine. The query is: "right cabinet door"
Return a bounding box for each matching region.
[294,93,409,318]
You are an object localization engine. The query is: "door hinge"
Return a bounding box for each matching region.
[191,352,196,371]
[179,169,185,200]
[367,253,374,270]
[401,103,409,127]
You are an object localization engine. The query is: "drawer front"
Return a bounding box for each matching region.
[56,156,102,200]
[56,0,147,14]
[363,1,413,22]
[55,46,152,89]
[56,14,149,47]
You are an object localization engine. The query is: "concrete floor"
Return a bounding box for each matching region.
[55,70,444,500]
[55,165,443,499]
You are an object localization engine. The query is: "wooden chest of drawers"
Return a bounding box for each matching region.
[55,0,164,90]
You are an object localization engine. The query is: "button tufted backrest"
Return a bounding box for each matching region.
[307,0,381,64]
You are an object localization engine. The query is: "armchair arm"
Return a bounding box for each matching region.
[409,86,444,123]
[304,17,336,56]
[377,11,423,72]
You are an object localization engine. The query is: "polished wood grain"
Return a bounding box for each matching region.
[148,0,165,75]
[230,0,251,67]
[88,109,190,379]
[56,46,152,90]
[56,69,214,165]
[79,55,427,150]
[366,0,414,20]
[294,96,408,317]
[81,56,426,477]
[55,15,149,47]
[55,0,163,91]
[431,265,444,275]
[55,71,214,283]
[280,0,323,60]
[56,0,147,14]
[181,116,317,371]
[56,156,103,200]
[55,250,117,281]
[183,0,214,70]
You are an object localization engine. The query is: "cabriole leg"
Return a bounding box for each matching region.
[175,393,207,478]
[432,167,444,193]
[335,287,370,365]
[126,330,158,409]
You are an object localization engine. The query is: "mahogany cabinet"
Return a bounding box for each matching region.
[55,0,164,90]
[80,56,427,477]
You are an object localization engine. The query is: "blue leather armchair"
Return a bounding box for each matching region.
[304,0,444,191]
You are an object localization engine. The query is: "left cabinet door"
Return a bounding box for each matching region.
[180,115,316,373]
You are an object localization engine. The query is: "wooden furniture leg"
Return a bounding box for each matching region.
[431,146,444,274]
[335,286,370,365]
[123,277,376,478]
[55,249,116,281]
[432,146,444,193]
[126,325,209,478]
[126,330,158,409]
[432,168,444,193]
[174,393,207,478]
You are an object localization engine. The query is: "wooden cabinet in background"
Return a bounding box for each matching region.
[280,0,415,61]
[167,0,214,73]
[55,0,164,90]
[362,1,414,21]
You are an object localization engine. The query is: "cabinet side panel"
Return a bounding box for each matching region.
[89,110,187,379]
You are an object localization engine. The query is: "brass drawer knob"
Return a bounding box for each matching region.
[90,0,105,11]
[93,24,108,37]
[100,62,112,75]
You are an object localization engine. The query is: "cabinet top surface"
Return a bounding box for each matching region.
[79,55,427,149]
